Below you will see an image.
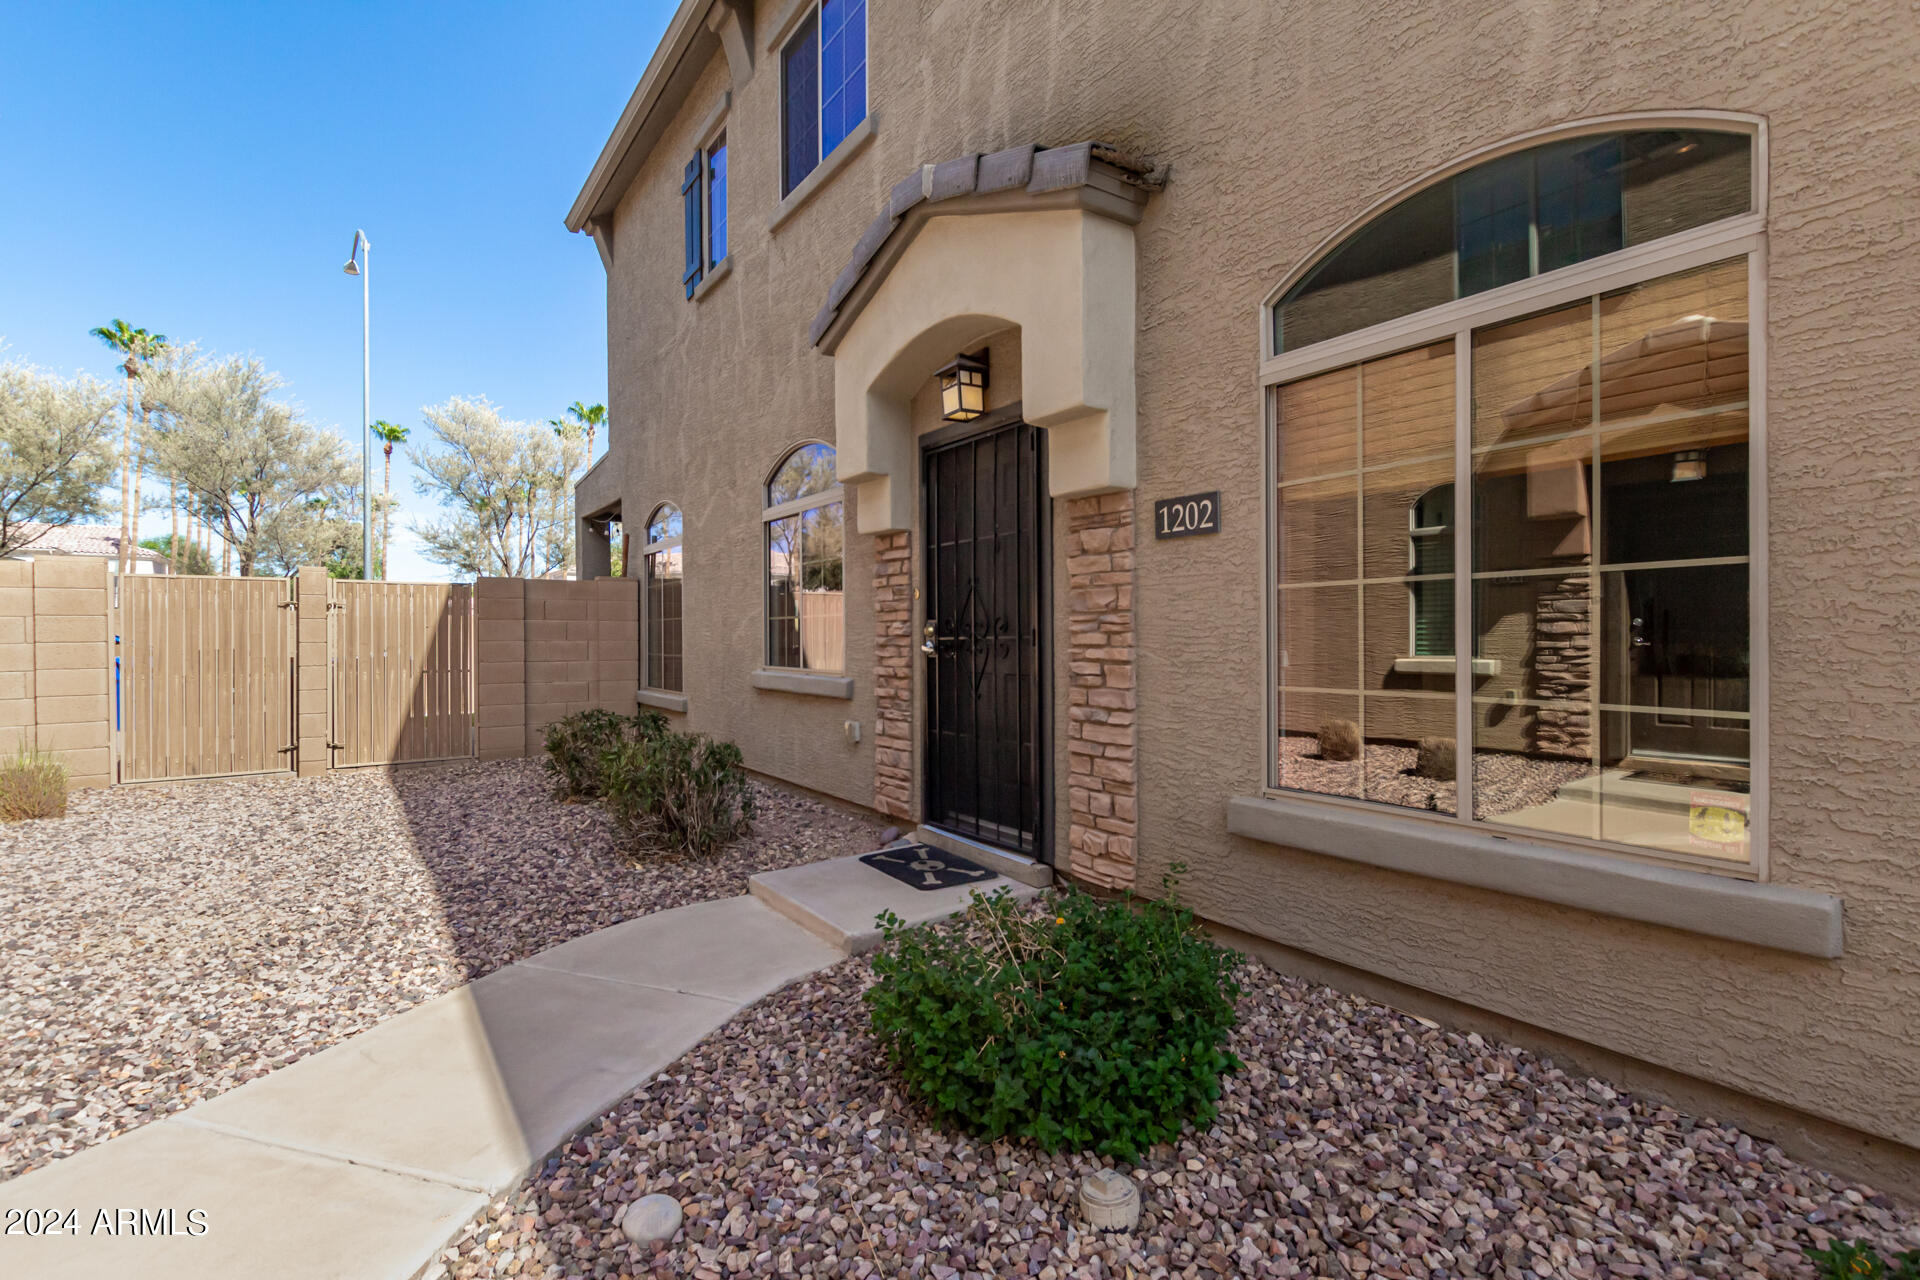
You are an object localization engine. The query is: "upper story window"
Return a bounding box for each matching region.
[781,0,867,196]
[682,128,728,298]
[763,443,845,671]
[1273,129,1752,353]
[1264,120,1763,874]
[642,504,684,692]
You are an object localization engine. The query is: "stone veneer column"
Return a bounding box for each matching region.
[1065,494,1137,889]
[872,531,915,821]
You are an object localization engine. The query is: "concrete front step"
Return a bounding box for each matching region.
[750,852,1043,954]
[911,825,1055,889]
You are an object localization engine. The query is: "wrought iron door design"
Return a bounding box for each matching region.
[922,421,1048,858]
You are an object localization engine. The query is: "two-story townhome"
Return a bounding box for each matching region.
[568,0,1920,1192]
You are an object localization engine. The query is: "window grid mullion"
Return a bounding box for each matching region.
[1452,329,1474,827]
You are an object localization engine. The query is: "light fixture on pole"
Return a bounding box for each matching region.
[937,351,989,422]
[343,230,373,579]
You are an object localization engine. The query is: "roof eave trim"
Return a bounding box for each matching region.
[565,0,717,234]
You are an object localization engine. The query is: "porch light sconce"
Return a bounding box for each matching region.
[1670,449,1707,482]
[937,352,988,422]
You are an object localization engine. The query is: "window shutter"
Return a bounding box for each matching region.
[682,153,703,298]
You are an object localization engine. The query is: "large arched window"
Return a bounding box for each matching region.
[1264,119,1762,872]
[641,503,683,693]
[763,443,845,672]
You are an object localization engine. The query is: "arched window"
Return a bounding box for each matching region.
[642,503,684,693]
[1265,119,1761,870]
[1272,128,1752,354]
[763,443,844,671]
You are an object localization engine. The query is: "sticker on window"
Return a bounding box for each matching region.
[1688,791,1750,850]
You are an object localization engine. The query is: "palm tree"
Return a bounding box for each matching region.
[370,420,409,580]
[89,319,167,575]
[566,401,606,466]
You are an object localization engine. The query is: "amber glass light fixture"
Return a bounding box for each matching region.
[938,352,988,422]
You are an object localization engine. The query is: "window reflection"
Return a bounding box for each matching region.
[765,444,845,672]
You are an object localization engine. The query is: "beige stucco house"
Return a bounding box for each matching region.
[569,0,1920,1192]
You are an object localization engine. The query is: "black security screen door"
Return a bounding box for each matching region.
[922,419,1048,859]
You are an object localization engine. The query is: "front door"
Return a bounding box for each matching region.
[922,419,1048,859]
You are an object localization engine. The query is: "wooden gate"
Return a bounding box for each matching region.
[115,575,297,784]
[328,580,476,767]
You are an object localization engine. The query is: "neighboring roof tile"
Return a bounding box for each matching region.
[9,523,168,561]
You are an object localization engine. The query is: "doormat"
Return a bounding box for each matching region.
[859,843,997,891]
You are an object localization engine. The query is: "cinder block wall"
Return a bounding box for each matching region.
[0,559,112,788]
[474,576,638,760]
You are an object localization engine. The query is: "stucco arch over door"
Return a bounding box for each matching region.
[813,142,1158,533]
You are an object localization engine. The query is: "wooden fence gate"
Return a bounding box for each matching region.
[327,580,476,768]
[115,575,298,784]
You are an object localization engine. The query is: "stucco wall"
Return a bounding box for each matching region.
[585,0,1920,1167]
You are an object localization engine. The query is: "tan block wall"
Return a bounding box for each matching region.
[0,559,112,788]
[472,576,640,760]
[1064,496,1137,890]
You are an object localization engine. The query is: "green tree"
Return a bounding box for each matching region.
[0,363,121,556]
[142,352,355,576]
[139,534,216,576]
[88,319,167,574]
[412,396,583,579]
[370,419,409,579]
[566,401,605,465]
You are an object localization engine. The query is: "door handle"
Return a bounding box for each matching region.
[921,620,958,655]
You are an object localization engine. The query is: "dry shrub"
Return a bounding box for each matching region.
[1415,736,1457,780]
[1317,718,1361,761]
[0,743,68,821]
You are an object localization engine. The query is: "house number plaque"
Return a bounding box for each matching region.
[1153,491,1220,539]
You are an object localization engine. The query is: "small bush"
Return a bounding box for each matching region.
[1317,717,1361,761]
[1414,735,1457,780]
[543,709,666,798]
[0,743,68,821]
[865,869,1241,1161]
[1806,1242,1920,1279]
[600,729,755,857]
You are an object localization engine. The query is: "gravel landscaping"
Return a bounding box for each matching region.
[439,950,1919,1280]
[1278,735,1592,819]
[0,758,888,1182]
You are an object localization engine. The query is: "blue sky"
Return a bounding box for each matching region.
[0,1,676,580]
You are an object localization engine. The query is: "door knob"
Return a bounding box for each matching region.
[920,620,939,655]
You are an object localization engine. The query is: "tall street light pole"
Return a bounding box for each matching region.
[342,230,372,579]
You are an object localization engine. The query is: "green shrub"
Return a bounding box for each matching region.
[864,870,1241,1161]
[542,709,665,799]
[0,742,68,821]
[599,729,755,856]
[1806,1243,1920,1280]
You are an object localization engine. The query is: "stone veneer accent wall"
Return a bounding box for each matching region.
[1530,573,1594,758]
[1065,494,1137,889]
[872,531,915,821]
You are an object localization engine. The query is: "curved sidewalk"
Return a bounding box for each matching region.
[1,854,1036,1279]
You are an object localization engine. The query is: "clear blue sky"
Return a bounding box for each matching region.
[0,0,676,580]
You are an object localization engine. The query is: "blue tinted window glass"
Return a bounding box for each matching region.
[819,0,866,155]
[707,138,728,267]
[1455,153,1531,296]
[781,14,820,195]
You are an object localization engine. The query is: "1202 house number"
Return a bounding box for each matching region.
[1153,492,1221,539]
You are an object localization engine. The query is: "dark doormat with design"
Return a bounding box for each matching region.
[859,844,997,891]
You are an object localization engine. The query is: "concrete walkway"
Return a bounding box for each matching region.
[0,854,1038,1279]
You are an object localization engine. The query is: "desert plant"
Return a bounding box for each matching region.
[1805,1242,1920,1279]
[599,729,755,857]
[1415,735,1457,780]
[865,869,1242,1161]
[1317,717,1361,761]
[542,708,665,798]
[0,742,69,821]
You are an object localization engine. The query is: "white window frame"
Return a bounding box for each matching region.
[776,0,870,191]
[640,503,683,694]
[1257,112,1770,881]
[762,442,846,673]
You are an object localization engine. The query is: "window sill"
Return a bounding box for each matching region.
[751,668,854,700]
[693,255,732,302]
[637,689,689,714]
[767,115,876,234]
[1225,792,1842,958]
[1392,655,1501,676]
